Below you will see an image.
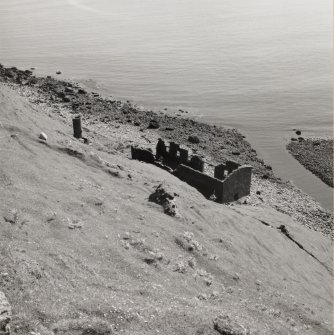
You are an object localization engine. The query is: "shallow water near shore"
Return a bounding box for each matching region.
[0,0,332,209]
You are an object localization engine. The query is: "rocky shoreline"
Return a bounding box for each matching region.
[0,64,332,237]
[287,138,333,188]
[0,64,275,179]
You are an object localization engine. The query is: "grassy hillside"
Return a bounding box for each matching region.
[0,83,332,335]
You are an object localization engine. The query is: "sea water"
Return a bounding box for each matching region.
[0,0,332,209]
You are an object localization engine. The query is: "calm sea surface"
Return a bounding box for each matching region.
[0,0,332,209]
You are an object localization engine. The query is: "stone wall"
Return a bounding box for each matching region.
[156,139,204,172]
[214,161,241,180]
[225,160,240,174]
[174,164,252,203]
[132,139,252,203]
[214,164,226,180]
[131,146,155,164]
[220,165,252,203]
[174,164,224,201]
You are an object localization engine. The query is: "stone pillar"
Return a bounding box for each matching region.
[169,142,179,160]
[73,115,82,138]
[214,164,226,180]
[156,138,167,159]
[190,155,204,172]
[179,148,189,164]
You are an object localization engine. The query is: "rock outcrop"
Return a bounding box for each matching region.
[148,183,178,217]
[0,292,11,335]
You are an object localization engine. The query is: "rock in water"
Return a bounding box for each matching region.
[0,291,11,335]
[39,132,47,141]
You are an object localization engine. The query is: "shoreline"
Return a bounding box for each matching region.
[0,64,276,179]
[287,138,333,188]
[0,64,332,236]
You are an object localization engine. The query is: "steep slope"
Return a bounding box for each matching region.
[0,84,332,335]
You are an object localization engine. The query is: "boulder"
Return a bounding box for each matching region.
[27,77,38,85]
[72,102,80,109]
[148,119,160,129]
[213,315,245,335]
[65,87,74,94]
[39,132,48,141]
[15,76,22,84]
[0,291,11,335]
[56,91,65,99]
[4,69,14,78]
[188,135,200,144]
[148,184,178,217]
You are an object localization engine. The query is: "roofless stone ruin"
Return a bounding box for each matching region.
[131,139,252,203]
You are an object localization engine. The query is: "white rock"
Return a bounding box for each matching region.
[39,132,47,141]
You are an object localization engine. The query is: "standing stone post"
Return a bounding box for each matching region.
[73,115,82,138]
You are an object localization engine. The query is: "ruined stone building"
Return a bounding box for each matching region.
[131,139,252,203]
